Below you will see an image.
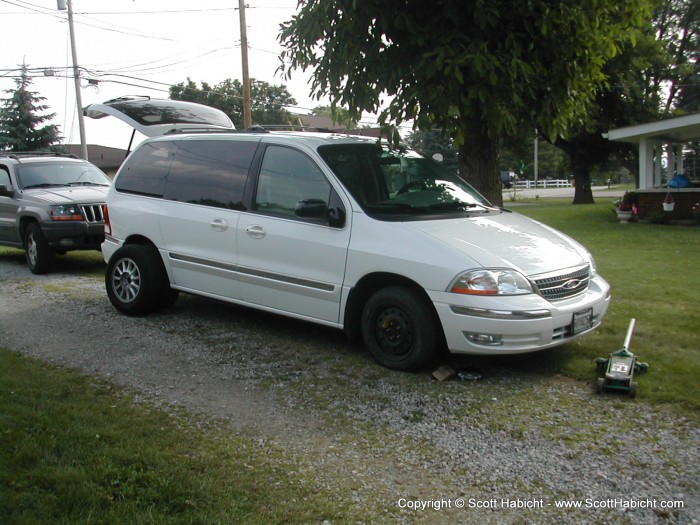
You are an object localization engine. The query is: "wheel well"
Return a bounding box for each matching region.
[18,216,38,245]
[343,272,443,345]
[123,234,157,248]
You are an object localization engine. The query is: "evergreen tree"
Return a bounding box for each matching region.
[0,64,61,151]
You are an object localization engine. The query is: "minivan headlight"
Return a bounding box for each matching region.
[449,269,534,296]
[50,204,84,221]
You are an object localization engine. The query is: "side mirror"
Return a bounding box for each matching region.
[0,184,13,197]
[295,198,327,219]
[294,192,346,229]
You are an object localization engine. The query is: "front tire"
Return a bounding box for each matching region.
[105,245,166,315]
[361,286,437,371]
[25,222,54,274]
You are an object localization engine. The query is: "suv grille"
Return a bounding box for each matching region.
[79,204,106,223]
[533,266,591,301]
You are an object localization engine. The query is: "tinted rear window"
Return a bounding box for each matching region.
[164,139,257,209]
[115,138,257,209]
[115,141,175,197]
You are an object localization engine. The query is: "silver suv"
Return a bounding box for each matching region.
[0,152,111,273]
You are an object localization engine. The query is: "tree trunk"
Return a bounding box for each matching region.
[570,152,595,204]
[457,129,502,207]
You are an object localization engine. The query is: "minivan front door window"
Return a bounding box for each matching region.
[255,145,332,219]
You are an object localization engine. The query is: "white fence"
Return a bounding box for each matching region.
[513,179,573,189]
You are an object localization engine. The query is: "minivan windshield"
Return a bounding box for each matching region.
[318,143,495,219]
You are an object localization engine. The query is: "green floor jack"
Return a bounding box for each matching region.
[595,318,649,398]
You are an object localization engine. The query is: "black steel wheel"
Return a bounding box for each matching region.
[361,286,436,371]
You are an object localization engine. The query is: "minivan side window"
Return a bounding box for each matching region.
[115,141,176,197]
[255,145,331,218]
[164,139,256,210]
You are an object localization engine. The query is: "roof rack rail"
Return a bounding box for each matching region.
[255,125,338,133]
[163,127,270,136]
[0,151,80,160]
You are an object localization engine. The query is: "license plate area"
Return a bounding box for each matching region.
[571,308,593,334]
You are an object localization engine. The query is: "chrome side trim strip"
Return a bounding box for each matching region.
[169,252,237,273]
[168,252,335,292]
[237,265,335,292]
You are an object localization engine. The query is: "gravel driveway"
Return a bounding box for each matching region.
[1,252,697,525]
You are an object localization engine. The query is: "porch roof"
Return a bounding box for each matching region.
[605,112,700,144]
[604,112,700,190]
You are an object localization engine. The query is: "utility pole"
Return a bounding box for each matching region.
[534,128,539,187]
[57,0,88,160]
[238,0,252,128]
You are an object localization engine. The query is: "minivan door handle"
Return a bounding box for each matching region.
[210,218,228,232]
[245,225,266,239]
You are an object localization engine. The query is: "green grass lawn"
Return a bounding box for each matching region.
[513,198,699,411]
[0,349,376,525]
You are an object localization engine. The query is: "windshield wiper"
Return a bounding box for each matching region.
[367,202,424,213]
[427,202,490,211]
[23,183,71,189]
[67,181,109,186]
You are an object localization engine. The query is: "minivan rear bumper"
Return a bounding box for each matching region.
[431,275,611,355]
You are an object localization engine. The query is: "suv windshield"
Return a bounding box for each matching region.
[18,162,111,189]
[318,143,494,219]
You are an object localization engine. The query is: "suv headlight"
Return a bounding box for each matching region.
[49,204,83,221]
[449,269,534,296]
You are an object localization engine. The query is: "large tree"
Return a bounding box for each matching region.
[169,78,297,129]
[279,0,651,205]
[655,0,700,114]
[553,0,699,203]
[0,64,61,151]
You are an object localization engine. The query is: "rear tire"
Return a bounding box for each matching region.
[25,222,54,274]
[105,245,166,315]
[361,286,437,371]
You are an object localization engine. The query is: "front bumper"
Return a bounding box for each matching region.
[40,221,105,250]
[431,275,611,355]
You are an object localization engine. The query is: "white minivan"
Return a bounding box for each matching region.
[89,98,610,371]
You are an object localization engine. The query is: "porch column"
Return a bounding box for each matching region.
[667,145,676,176]
[654,141,663,186]
[638,138,654,189]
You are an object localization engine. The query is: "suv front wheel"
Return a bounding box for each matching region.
[25,222,54,274]
[106,245,169,315]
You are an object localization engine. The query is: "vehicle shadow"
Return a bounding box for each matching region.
[157,292,574,384]
[0,248,105,276]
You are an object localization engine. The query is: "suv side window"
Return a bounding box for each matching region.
[164,139,256,210]
[0,166,11,190]
[255,146,331,217]
[115,141,176,197]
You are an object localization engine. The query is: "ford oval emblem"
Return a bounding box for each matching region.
[561,279,581,290]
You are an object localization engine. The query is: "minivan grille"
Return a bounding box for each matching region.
[79,204,106,223]
[533,266,591,301]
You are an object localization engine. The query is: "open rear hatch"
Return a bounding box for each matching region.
[83,96,235,138]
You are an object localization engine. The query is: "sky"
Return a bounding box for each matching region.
[1,0,344,151]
